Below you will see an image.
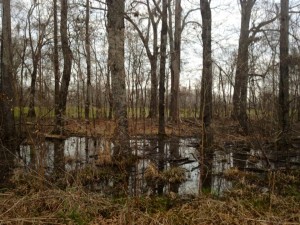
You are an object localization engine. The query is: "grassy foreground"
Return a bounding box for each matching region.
[0,189,298,225]
[8,114,300,224]
[0,171,299,225]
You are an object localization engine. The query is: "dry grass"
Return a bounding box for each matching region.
[0,180,299,225]
[8,117,300,224]
[63,118,200,138]
[0,188,121,225]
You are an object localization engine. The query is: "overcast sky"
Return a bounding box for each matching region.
[5,0,300,89]
[180,0,300,87]
[180,0,241,87]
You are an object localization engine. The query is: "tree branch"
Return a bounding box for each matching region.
[249,14,279,41]
[182,7,200,32]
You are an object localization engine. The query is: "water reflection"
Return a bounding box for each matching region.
[19,138,300,196]
[212,151,233,195]
[53,139,65,179]
[20,137,201,195]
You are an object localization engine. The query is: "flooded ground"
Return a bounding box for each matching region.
[19,136,300,196]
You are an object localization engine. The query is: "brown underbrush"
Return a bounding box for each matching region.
[7,117,299,224]
[0,170,299,225]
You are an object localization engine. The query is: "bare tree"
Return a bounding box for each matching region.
[107,0,130,154]
[53,0,60,129]
[278,0,289,146]
[169,0,182,123]
[0,0,16,187]
[232,0,278,134]
[232,0,256,133]
[125,1,160,118]
[27,2,51,118]
[200,0,212,135]
[85,0,92,124]
[158,0,168,136]
[54,0,73,134]
[199,0,212,195]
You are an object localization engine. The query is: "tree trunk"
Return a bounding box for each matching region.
[125,1,159,119]
[106,69,113,119]
[158,0,168,136]
[27,66,37,118]
[55,0,73,134]
[200,0,213,131]
[0,0,16,187]
[232,0,256,134]
[169,0,182,123]
[168,0,174,120]
[278,0,290,147]
[27,3,44,118]
[85,0,91,125]
[148,2,159,119]
[107,0,130,154]
[53,0,60,131]
[149,56,158,118]
[199,0,213,195]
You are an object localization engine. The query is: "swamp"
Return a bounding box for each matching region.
[0,0,300,224]
[1,119,300,224]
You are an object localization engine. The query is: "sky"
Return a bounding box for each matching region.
[5,0,300,90]
[180,0,300,88]
[180,0,241,87]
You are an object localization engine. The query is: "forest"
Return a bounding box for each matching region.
[0,0,299,224]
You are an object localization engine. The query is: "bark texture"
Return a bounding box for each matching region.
[200,0,213,131]
[85,0,91,124]
[232,0,256,134]
[53,0,60,128]
[158,0,168,136]
[199,0,213,195]
[107,0,130,154]
[0,0,16,187]
[169,0,182,123]
[55,0,73,134]
[278,0,290,145]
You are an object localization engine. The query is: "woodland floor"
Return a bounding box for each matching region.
[1,117,299,224]
[51,116,278,140]
[0,171,299,225]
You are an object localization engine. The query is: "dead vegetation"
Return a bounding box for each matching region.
[6,118,299,224]
[0,169,299,225]
[144,162,187,192]
[30,118,201,138]
[0,187,299,224]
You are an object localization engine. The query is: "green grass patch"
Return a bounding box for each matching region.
[14,107,55,119]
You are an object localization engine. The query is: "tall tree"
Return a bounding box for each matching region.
[232,0,278,134]
[54,0,73,134]
[125,1,160,119]
[107,0,130,154]
[278,0,289,145]
[53,0,60,130]
[85,0,91,124]
[158,0,168,136]
[27,2,50,118]
[147,0,159,119]
[199,0,212,195]
[200,0,213,138]
[0,0,16,187]
[169,0,182,123]
[27,4,38,118]
[232,0,256,134]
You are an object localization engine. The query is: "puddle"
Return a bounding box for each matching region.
[19,137,300,196]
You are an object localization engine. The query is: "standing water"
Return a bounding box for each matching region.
[19,137,300,196]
